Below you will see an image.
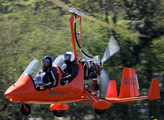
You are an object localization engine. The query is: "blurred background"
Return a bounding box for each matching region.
[0,0,164,119]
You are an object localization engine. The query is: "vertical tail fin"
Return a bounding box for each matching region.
[119,67,139,98]
[105,80,118,98]
[148,78,161,100]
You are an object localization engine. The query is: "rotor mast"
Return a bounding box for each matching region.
[69,12,82,60]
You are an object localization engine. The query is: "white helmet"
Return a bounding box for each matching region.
[63,51,75,62]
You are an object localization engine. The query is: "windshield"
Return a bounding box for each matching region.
[52,55,64,67]
[22,60,41,79]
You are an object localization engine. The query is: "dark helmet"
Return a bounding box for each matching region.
[41,56,53,68]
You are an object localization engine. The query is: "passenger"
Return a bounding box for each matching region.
[60,52,79,85]
[34,56,58,90]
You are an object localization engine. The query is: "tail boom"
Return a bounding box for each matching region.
[105,96,148,103]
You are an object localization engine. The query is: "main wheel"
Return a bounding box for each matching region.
[20,103,31,116]
[52,110,64,117]
[94,109,105,115]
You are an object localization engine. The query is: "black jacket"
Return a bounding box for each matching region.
[34,67,58,88]
[61,60,79,81]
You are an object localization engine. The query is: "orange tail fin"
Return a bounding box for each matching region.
[148,78,161,100]
[105,80,118,98]
[119,67,139,98]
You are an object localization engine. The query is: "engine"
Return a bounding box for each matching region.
[82,55,102,97]
[82,55,102,79]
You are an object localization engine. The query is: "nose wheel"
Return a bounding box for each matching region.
[52,110,65,117]
[20,102,31,116]
[94,109,105,115]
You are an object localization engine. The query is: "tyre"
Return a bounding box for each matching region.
[94,109,105,115]
[52,110,64,117]
[20,103,31,116]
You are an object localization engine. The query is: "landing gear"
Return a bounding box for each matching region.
[94,109,105,115]
[52,110,65,117]
[20,103,31,116]
[50,103,69,117]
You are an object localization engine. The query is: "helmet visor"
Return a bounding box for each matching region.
[63,54,71,62]
[42,59,51,67]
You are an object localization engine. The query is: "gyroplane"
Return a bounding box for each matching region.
[4,0,160,117]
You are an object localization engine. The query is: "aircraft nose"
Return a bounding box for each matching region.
[4,84,24,97]
[4,89,10,97]
[4,74,35,102]
[4,85,21,102]
[4,85,15,97]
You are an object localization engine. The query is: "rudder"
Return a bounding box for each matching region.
[119,67,139,98]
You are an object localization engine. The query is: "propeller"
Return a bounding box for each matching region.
[49,0,148,37]
[101,36,120,63]
[81,36,119,99]
[99,36,120,98]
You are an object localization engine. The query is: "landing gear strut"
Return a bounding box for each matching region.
[20,102,31,116]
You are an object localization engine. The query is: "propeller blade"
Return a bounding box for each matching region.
[101,36,120,63]
[49,0,149,37]
[99,69,110,99]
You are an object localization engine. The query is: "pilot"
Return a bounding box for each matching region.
[34,56,58,90]
[60,52,79,85]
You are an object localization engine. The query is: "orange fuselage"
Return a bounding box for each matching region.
[4,63,86,104]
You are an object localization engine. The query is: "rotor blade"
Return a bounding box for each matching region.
[49,0,148,37]
[49,0,70,10]
[99,69,110,99]
[101,36,120,63]
[67,6,86,16]
[82,15,148,37]
[49,0,86,16]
